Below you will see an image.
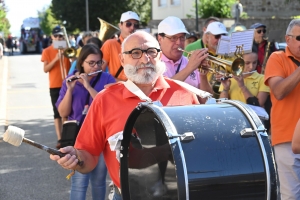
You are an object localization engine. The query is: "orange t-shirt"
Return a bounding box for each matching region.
[101,36,127,81]
[74,76,199,188]
[41,45,71,88]
[264,47,300,146]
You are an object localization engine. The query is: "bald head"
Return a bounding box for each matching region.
[121,31,160,52]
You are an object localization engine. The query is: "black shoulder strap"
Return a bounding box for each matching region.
[289,56,300,67]
[115,66,123,78]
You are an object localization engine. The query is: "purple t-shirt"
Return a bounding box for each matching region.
[56,70,115,122]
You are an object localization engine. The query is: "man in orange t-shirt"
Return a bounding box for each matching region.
[101,11,140,82]
[41,26,71,149]
[50,31,203,200]
[264,19,300,199]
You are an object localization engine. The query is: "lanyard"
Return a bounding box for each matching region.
[175,58,183,74]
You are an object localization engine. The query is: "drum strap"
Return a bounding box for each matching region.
[289,56,300,67]
[123,79,212,102]
[124,80,152,102]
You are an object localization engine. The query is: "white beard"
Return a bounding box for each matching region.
[124,60,166,84]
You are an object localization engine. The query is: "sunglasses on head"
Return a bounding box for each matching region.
[124,21,139,29]
[54,35,63,38]
[214,34,226,39]
[257,29,266,34]
[288,35,300,41]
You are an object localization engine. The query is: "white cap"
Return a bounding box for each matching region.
[120,11,140,22]
[205,22,228,35]
[158,16,189,35]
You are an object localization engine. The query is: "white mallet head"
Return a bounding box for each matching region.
[3,125,25,146]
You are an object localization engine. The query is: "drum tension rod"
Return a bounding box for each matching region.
[240,128,267,137]
[168,132,195,142]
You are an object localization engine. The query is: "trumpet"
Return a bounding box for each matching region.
[178,47,245,78]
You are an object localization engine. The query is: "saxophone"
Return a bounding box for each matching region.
[261,37,271,74]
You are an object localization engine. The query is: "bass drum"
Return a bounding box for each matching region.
[120,100,277,200]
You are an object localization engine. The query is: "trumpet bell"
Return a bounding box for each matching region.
[98,18,120,42]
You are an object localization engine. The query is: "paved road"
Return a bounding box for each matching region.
[0,52,112,200]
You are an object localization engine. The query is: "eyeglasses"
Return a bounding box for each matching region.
[54,35,63,38]
[84,60,104,67]
[123,48,161,59]
[287,35,300,41]
[124,21,139,29]
[257,29,266,34]
[163,35,186,42]
[214,34,226,39]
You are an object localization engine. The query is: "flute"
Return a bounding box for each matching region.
[67,70,102,82]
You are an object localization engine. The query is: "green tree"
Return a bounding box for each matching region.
[51,0,151,32]
[0,4,11,37]
[38,6,61,36]
[198,0,235,18]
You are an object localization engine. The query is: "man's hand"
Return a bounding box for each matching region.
[49,146,78,170]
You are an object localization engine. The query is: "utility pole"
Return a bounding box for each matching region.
[195,0,199,31]
[85,0,89,31]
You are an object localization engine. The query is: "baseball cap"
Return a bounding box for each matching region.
[120,11,140,22]
[205,22,228,35]
[186,32,198,40]
[158,16,189,35]
[52,26,63,35]
[250,23,266,29]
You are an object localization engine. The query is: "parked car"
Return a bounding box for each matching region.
[275,42,287,51]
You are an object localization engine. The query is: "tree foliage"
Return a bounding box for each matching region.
[0,3,11,37]
[50,0,151,32]
[38,6,61,36]
[198,0,235,18]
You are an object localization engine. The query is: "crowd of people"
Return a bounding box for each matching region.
[35,9,300,200]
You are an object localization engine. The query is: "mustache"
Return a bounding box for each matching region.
[135,63,155,70]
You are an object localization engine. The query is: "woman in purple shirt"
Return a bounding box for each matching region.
[56,44,115,200]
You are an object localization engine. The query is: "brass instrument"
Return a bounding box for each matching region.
[61,26,77,58]
[98,18,120,43]
[178,47,245,78]
[261,36,271,75]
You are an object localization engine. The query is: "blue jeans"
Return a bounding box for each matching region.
[70,154,107,200]
[112,191,122,200]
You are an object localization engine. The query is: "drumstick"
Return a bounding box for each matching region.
[2,125,83,166]
[67,70,102,82]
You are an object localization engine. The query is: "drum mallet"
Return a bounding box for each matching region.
[1,125,83,166]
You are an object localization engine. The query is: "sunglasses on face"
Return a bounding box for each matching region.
[124,21,139,29]
[214,34,226,39]
[256,29,266,34]
[54,35,63,38]
[288,35,300,41]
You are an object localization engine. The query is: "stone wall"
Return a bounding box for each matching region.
[241,0,300,18]
[148,18,292,42]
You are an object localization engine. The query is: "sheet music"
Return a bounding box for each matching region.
[229,30,254,55]
[216,35,230,56]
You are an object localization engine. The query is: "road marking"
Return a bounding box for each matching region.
[0,56,8,132]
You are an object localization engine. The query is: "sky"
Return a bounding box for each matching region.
[5,0,52,37]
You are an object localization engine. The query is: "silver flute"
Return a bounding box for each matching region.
[67,70,102,82]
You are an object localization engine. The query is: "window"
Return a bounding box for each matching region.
[171,0,180,5]
[158,0,167,7]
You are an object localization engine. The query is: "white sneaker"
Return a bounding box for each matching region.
[151,180,168,197]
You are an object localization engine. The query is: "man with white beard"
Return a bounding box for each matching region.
[50,31,201,200]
